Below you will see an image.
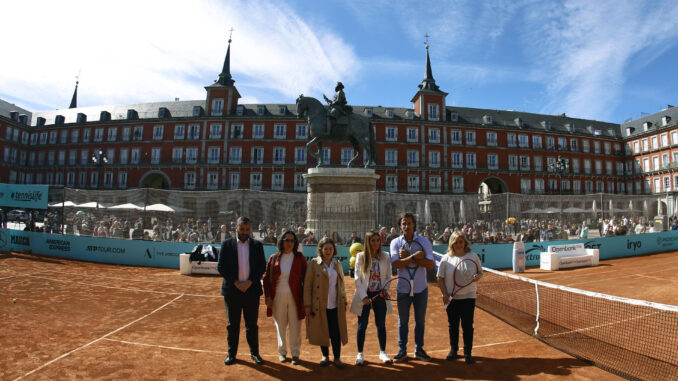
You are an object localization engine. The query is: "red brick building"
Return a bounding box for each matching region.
[0,42,676,211]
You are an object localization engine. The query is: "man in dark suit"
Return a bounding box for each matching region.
[217,217,266,366]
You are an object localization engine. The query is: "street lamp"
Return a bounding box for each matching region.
[91,148,108,189]
[548,156,569,223]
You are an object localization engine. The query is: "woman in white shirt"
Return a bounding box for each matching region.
[437,231,483,364]
[349,231,393,365]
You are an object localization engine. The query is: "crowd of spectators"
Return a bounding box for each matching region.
[9,209,677,247]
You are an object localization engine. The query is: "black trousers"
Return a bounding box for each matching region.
[321,308,341,358]
[224,290,260,356]
[446,298,476,355]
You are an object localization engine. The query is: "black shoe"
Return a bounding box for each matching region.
[291,356,300,365]
[224,355,236,365]
[464,354,475,364]
[415,349,431,361]
[393,349,408,362]
[333,359,345,369]
[446,350,458,361]
[251,353,264,365]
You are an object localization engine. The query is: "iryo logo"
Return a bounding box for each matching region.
[627,240,642,251]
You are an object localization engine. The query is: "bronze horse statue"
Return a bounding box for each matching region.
[296,95,376,167]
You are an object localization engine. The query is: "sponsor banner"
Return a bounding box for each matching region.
[433,230,678,269]
[4,229,675,272]
[547,243,586,257]
[0,183,49,209]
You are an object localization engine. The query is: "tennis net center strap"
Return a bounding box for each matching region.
[477,267,678,381]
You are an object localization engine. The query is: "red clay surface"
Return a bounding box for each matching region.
[2,249,676,380]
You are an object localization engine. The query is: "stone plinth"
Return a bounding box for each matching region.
[304,168,380,243]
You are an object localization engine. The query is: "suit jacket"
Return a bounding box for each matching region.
[217,237,266,297]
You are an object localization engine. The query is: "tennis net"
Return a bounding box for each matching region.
[477,268,678,381]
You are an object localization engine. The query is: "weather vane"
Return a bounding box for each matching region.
[228,27,234,44]
[424,33,430,50]
[75,68,81,86]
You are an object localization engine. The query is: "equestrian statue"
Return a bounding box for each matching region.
[296,82,376,168]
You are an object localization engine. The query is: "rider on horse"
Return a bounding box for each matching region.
[323,81,351,136]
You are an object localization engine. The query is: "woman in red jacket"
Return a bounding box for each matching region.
[263,231,307,365]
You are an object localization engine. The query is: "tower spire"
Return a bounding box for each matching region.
[215,28,235,86]
[419,35,440,91]
[69,71,80,109]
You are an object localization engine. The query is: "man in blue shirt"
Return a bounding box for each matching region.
[390,212,435,362]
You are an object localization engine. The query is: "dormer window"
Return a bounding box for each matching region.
[514,117,523,127]
[36,117,46,126]
[405,110,414,119]
[626,127,635,136]
[236,105,244,116]
[158,107,170,118]
[541,120,551,130]
[450,111,458,122]
[565,122,575,132]
[385,109,393,118]
[594,130,602,136]
[364,108,373,117]
[192,106,203,116]
[482,115,492,125]
[77,113,87,124]
[662,116,671,126]
[100,111,111,121]
[257,106,265,116]
[643,121,652,131]
[55,115,65,125]
[127,109,138,120]
[279,105,287,115]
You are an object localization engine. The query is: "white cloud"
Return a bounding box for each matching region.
[0,0,359,110]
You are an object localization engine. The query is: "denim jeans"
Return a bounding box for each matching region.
[396,287,428,351]
[356,290,387,352]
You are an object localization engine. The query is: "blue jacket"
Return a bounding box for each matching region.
[217,237,266,297]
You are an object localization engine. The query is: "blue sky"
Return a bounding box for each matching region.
[1,0,677,124]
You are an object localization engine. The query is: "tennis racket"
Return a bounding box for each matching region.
[451,258,479,297]
[370,276,413,302]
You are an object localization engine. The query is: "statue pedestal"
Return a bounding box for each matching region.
[304,168,380,244]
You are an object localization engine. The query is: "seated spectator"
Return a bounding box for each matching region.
[262,231,276,245]
[302,231,317,246]
[331,231,343,245]
[348,231,362,244]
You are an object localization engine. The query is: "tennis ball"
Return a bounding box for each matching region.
[349,256,356,268]
[349,242,364,257]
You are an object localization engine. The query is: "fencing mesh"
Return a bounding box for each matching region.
[37,188,664,243]
[477,268,678,381]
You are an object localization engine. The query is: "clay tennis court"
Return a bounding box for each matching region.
[2,250,677,380]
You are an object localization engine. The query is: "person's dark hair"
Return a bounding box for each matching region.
[316,237,337,258]
[397,212,417,231]
[276,231,299,254]
[236,216,251,226]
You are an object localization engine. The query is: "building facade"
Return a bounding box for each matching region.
[0,42,677,217]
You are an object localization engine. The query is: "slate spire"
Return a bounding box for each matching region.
[418,44,440,92]
[69,79,79,109]
[215,37,235,87]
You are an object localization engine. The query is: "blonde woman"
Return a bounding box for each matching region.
[349,231,393,365]
[303,237,348,368]
[436,231,483,364]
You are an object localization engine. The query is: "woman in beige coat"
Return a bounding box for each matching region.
[303,237,348,368]
[349,230,393,365]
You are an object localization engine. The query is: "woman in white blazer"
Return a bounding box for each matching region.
[349,230,393,365]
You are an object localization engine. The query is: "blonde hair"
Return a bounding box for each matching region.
[360,231,381,276]
[447,231,472,254]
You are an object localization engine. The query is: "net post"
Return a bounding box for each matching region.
[534,282,540,336]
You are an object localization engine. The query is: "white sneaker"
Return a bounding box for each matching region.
[379,351,392,363]
[355,352,364,365]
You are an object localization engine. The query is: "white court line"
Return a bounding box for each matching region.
[0,271,45,281]
[566,266,678,287]
[102,338,520,359]
[39,269,195,286]
[542,311,660,339]
[26,274,220,298]
[13,294,184,381]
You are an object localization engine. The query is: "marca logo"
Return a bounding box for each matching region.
[11,235,30,246]
[10,191,43,203]
[583,241,601,250]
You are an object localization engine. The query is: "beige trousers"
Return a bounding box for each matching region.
[273,289,302,357]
